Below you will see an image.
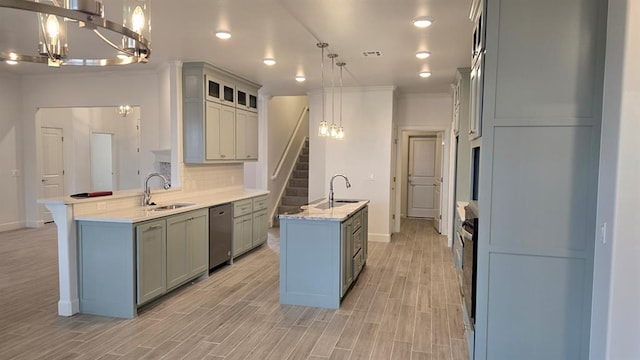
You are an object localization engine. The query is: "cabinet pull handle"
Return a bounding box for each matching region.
[148,225,163,230]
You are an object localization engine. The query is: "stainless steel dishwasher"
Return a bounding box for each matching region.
[209,203,232,270]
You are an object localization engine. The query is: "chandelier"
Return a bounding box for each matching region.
[317,42,346,139]
[116,104,132,117]
[0,0,151,67]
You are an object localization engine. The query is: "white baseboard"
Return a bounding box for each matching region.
[26,220,45,228]
[58,299,80,317]
[368,233,391,243]
[0,221,26,232]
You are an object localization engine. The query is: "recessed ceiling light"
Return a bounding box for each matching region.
[413,17,433,28]
[263,58,276,66]
[419,71,432,78]
[295,75,306,82]
[215,31,231,40]
[416,51,431,59]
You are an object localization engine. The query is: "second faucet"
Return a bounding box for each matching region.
[329,174,351,207]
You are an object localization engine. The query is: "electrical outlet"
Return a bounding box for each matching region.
[368,173,374,181]
[11,169,19,177]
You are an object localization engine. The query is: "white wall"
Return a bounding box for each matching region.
[0,72,24,231]
[20,69,164,227]
[397,93,452,128]
[38,107,141,195]
[266,96,309,220]
[593,0,640,358]
[309,87,395,242]
[395,93,453,237]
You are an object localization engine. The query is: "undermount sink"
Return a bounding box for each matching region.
[314,203,346,210]
[334,199,359,203]
[151,203,194,211]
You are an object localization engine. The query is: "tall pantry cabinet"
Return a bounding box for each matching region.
[471,0,607,359]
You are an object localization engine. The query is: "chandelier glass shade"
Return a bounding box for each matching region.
[116,104,132,117]
[0,0,151,67]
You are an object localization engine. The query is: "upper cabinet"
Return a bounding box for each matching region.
[469,0,485,141]
[236,87,258,113]
[205,75,236,106]
[183,62,261,164]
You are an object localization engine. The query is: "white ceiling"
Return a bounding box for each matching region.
[0,0,473,95]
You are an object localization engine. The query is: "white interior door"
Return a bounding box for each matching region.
[40,127,64,223]
[91,133,115,191]
[408,136,437,218]
[390,125,398,232]
[434,132,443,232]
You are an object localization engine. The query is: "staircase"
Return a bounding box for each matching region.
[273,139,309,226]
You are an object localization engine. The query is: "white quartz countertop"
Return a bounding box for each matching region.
[73,189,269,224]
[279,199,369,222]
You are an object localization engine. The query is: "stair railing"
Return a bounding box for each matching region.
[271,105,309,180]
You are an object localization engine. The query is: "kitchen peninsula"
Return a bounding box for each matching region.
[279,199,368,309]
[40,187,268,318]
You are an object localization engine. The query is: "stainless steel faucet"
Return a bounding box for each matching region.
[143,173,171,206]
[329,174,351,207]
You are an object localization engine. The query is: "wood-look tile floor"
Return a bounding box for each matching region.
[0,218,466,360]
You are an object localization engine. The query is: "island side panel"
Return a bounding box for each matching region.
[78,221,136,318]
[280,218,341,309]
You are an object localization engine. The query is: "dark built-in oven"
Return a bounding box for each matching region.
[462,202,478,328]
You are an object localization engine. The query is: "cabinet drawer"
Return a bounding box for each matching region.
[352,227,363,254]
[351,212,362,232]
[252,195,268,212]
[353,249,364,279]
[234,199,253,217]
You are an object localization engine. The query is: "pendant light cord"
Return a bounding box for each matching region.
[331,56,335,126]
[339,64,343,127]
[321,45,325,123]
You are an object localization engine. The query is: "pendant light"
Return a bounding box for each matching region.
[327,53,339,138]
[336,62,346,139]
[317,42,330,137]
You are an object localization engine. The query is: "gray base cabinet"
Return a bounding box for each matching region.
[252,209,268,247]
[232,195,268,258]
[341,208,367,296]
[166,209,209,291]
[233,214,253,256]
[281,205,368,309]
[136,220,166,305]
[77,208,209,318]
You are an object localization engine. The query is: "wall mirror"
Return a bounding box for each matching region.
[37,106,144,197]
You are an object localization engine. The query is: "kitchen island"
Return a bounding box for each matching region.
[279,199,369,309]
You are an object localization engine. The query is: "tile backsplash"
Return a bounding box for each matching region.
[180,163,244,192]
[73,163,244,216]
